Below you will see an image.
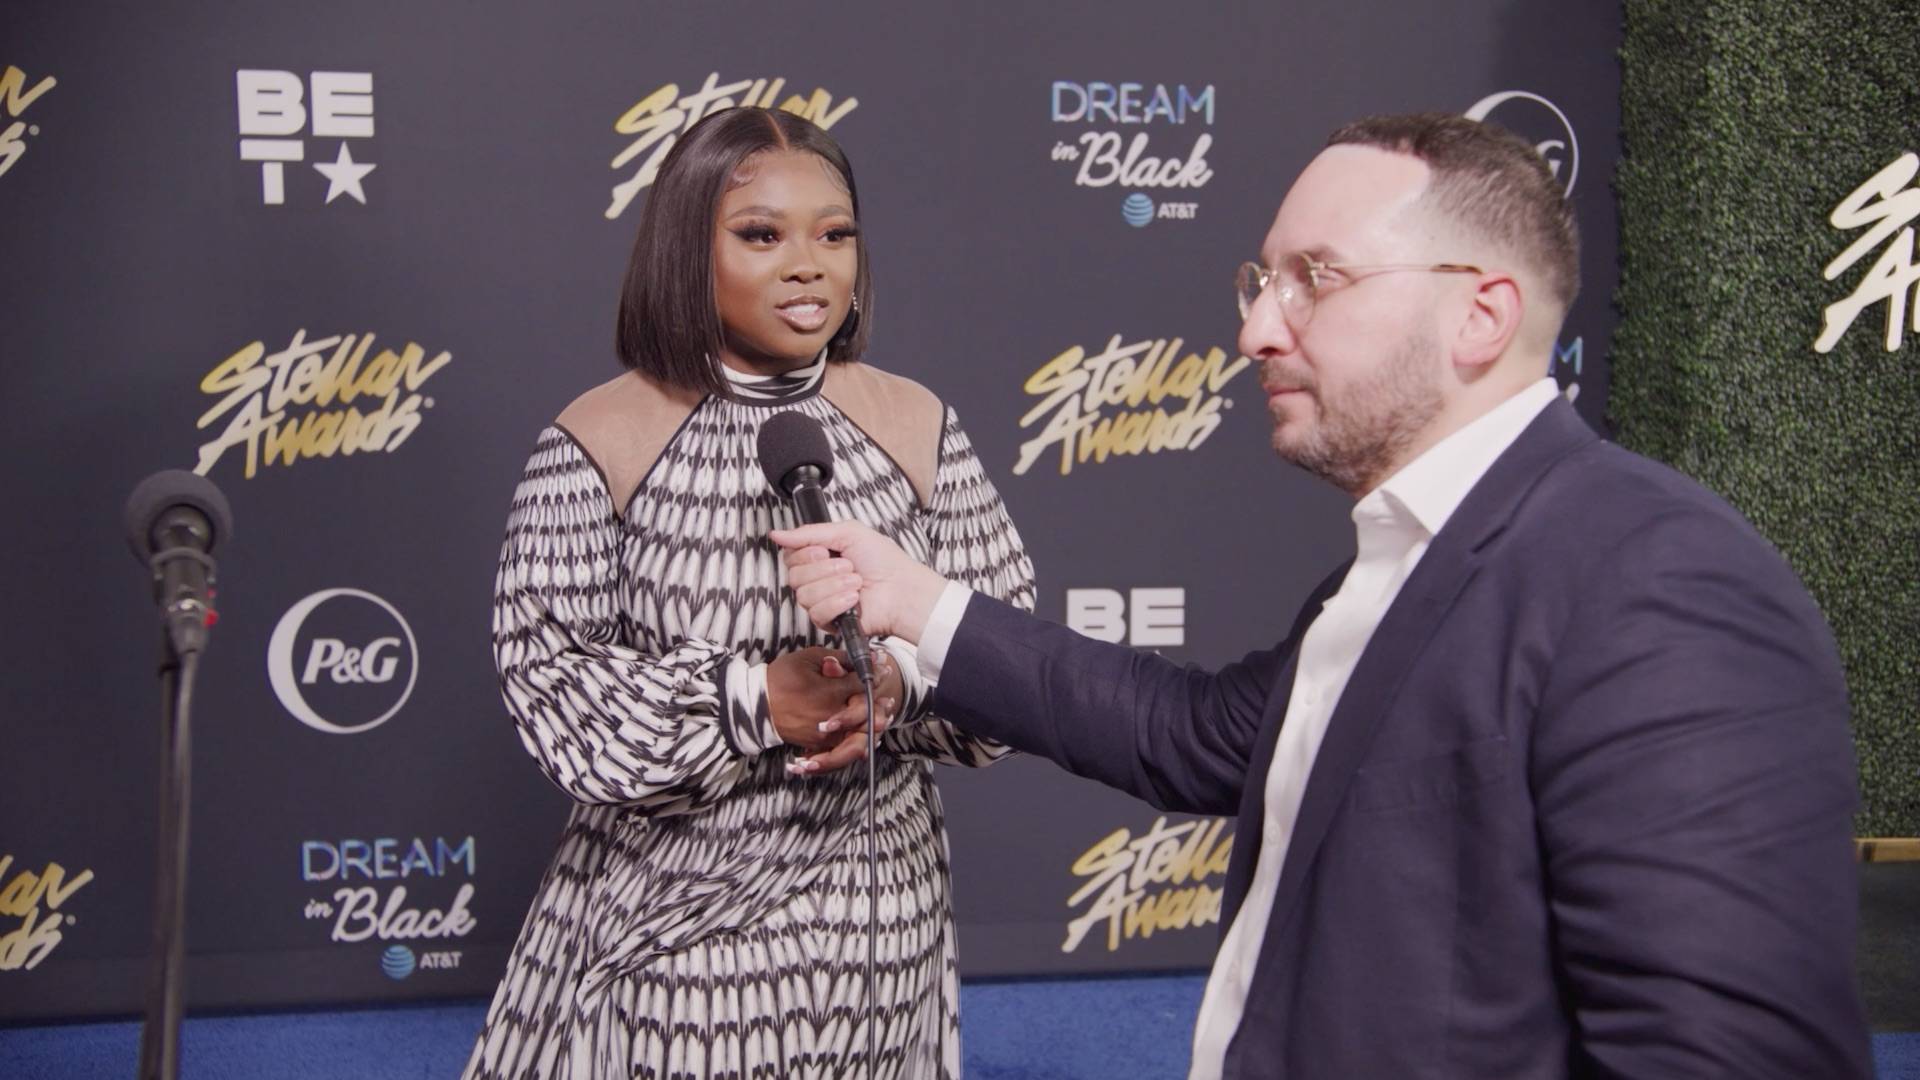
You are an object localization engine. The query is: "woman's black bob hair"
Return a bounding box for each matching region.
[614,107,872,396]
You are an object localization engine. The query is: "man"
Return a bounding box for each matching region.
[773,113,1871,1078]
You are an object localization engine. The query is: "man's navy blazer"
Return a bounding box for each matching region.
[932,400,1870,1078]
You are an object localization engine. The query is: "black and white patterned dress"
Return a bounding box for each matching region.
[464,359,1035,1079]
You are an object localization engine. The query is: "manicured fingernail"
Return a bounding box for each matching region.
[818,721,837,733]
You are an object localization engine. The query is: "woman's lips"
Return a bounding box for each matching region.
[776,299,829,332]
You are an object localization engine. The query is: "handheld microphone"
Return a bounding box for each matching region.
[755,411,876,685]
[124,470,233,658]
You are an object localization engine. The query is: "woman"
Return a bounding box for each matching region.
[463,107,1035,1079]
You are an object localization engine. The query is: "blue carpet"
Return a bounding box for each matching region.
[2,974,1916,1078]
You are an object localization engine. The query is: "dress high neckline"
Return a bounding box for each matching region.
[721,356,827,406]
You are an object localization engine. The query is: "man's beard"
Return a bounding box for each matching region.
[1269,331,1444,495]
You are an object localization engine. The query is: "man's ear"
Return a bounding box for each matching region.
[1453,271,1524,373]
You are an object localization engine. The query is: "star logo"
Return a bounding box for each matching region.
[312,142,376,205]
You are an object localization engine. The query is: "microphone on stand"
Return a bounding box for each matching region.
[125,470,232,658]
[122,469,233,1080]
[755,410,876,686]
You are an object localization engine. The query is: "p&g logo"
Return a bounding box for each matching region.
[268,588,418,734]
[1464,90,1580,196]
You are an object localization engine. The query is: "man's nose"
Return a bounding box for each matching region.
[1238,292,1298,358]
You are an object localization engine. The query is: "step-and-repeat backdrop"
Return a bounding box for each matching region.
[0,2,1618,1020]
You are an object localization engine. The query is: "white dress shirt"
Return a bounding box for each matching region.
[914,379,1561,1077]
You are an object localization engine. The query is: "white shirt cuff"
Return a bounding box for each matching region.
[874,636,927,712]
[914,581,975,685]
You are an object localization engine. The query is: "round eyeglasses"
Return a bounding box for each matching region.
[1236,253,1483,326]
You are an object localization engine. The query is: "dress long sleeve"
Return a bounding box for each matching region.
[493,427,779,815]
[882,409,1036,767]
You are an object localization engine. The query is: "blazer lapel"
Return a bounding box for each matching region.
[1260,399,1600,938]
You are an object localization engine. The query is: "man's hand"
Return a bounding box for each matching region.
[771,521,949,645]
[766,646,899,775]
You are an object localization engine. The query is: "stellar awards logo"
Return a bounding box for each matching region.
[1049,80,1215,227]
[606,73,858,220]
[0,852,95,972]
[1013,334,1251,477]
[0,64,56,180]
[268,588,418,735]
[193,330,454,480]
[236,69,376,205]
[1062,816,1233,954]
[1815,151,1919,354]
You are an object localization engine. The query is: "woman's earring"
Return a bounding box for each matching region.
[833,294,861,349]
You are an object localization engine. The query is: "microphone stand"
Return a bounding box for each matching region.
[137,555,214,1080]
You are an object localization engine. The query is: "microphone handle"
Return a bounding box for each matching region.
[150,508,217,658]
[788,474,875,684]
[791,479,832,526]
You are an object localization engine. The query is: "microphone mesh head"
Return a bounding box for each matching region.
[123,469,233,561]
[755,411,835,494]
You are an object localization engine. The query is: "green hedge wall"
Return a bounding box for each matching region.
[1616,2,1919,835]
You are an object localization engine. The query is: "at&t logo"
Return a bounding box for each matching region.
[381,944,414,980]
[268,588,417,734]
[380,944,461,978]
[1120,192,1197,227]
[1464,90,1579,196]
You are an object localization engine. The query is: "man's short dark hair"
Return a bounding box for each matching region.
[1329,112,1580,312]
[615,107,873,396]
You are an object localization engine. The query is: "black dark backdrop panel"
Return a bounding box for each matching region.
[0,1,1619,1020]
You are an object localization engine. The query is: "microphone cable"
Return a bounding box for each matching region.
[855,650,879,1080]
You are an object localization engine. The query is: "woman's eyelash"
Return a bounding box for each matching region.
[731,223,858,243]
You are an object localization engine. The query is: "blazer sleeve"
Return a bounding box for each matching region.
[929,566,1338,817]
[1531,504,1871,1078]
[492,427,782,815]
